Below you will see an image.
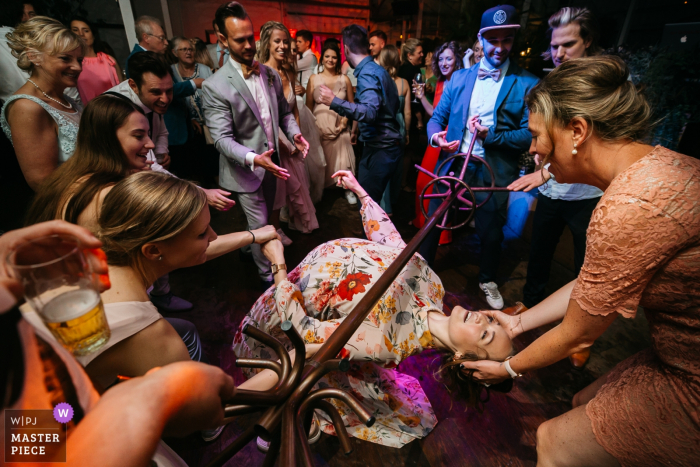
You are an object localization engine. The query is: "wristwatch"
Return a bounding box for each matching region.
[271,263,287,274]
[504,356,522,379]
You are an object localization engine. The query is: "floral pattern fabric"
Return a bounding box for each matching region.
[571,147,700,466]
[232,197,444,447]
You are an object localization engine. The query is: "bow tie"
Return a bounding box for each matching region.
[241,61,260,79]
[477,67,501,81]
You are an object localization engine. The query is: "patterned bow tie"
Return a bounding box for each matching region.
[477,67,501,81]
[241,61,260,79]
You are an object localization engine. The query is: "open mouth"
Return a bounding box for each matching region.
[464,311,472,323]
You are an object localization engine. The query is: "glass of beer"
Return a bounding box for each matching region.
[7,235,110,356]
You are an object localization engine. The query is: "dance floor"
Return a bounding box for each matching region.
[163,186,652,467]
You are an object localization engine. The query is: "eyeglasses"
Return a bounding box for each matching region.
[146,33,168,42]
[175,47,194,53]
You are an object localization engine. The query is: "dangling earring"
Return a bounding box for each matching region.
[572,140,578,155]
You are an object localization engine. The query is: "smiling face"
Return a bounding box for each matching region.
[447,307,512,361]
[479,28,516,68]
[472,41,484,63]
[37,47,83,88]
[155,206,217,268]
[116,111,154,172]
[129,72,173,115]
[322,48,338,74]
[220,16,256,65]
[437,48,456,79]
[550,22,590,68]
[407,45,423,66]
[269,28,290,64]
[70,20,94,48]
[528,112,579,183]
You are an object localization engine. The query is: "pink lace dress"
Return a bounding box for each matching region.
[570,146,700,466]
[76,52,120,103]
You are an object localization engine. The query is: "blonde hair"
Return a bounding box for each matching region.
[542,7,601,61]
[97,172,207,284]
[400,38,421,64]
[257,21,296,74]
[377,44,400,78]
[527,56,653,163]
[6,16,85,73]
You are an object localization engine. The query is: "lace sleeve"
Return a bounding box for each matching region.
[571,194,691,318]
[360,197,406,248]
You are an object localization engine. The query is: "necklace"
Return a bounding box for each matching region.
[27,79,73,110]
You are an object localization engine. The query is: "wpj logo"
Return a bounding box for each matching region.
[4,406,71,463]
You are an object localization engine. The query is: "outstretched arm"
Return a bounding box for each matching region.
[326,73,380,123]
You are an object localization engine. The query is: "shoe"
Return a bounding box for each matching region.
[502,302,528,316]
[256,416,320,452]
[280,206,290,223]
[201,425,225,442]
[148,291,193,312]
[569,349,591,369]
[479,282,504,310]
[277,228,293,246]
[345,190,357,205]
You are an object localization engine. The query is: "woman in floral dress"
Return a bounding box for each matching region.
[232,170,513,448]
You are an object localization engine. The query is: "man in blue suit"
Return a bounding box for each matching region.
[125,16,201,101]
[420,5,539,309]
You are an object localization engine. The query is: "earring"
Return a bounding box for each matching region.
[572,140,578,155]
[453,351,463,361]
[158,256,162,261]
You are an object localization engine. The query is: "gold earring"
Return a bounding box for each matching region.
[572,140,578,155]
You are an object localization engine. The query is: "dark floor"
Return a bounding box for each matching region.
[162,182,652,467]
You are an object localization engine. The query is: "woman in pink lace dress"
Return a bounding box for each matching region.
[463,56,700,466]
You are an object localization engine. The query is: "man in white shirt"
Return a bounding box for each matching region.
[203,2,307,287]
[422,5,539,309]
[295,30,317,94]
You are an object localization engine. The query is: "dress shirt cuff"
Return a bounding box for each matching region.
[245,152,256,171]
[329,96,344,112]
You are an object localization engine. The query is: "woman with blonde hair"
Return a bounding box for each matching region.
[1,16,85,190]
[464,56,700,466]
[398,38,423,131]
[257,21,319,238]
[376,45,410,215]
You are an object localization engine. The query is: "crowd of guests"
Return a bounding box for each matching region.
[1,1,699,466]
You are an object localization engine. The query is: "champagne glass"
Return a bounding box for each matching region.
[7,235,111,356]
[413,73,424,103]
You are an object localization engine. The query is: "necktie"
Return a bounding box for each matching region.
[241,61,261,79]
[218,49,225,68]
[477,67,501,81]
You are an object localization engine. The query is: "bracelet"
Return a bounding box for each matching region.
[504,357,522,379]
[357,193,370,199]
[248,229,255,244]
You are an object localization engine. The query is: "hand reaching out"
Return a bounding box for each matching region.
[202,188,235,211]
[434,130,460,153]
[293,134,309,159]
[317,84,335,106]
[332,170,367,198]
[254,149,289,180]
[251,225,280,244]
[507,170,550,192]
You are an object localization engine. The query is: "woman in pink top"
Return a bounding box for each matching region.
[70,18,122,103]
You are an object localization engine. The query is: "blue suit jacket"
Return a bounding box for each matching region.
[124,44,195,100]
[427,61,539,189]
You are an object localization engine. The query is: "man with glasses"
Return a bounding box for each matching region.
[125,16,203,103]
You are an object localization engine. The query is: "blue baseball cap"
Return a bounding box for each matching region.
[479,5,521,34]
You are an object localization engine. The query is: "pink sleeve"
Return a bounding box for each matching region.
[360,197,406,248]
[571,194,690,318]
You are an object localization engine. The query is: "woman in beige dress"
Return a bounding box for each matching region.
[306,41,359,204]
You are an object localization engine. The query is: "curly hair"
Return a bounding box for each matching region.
[431,41,463,80]
[6,16,85,73]
[256,21,296,74]
[435,346,514,412]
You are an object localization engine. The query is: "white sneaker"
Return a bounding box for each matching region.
[277,228,293,246]
[201,425,225,442]
[345,190,357,205]
[280,206,290,223]
[256,436,271,452]
[256,417,320,453]
[479,282,504,309]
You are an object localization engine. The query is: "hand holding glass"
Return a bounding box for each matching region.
[7,235,110,356]
[412,73,424,103]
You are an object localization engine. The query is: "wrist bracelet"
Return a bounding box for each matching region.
[248,229,255,244]
[504,357,522,379]
[358,194,370,199]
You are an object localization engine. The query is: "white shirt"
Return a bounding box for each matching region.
[230,58,275,171]
[460,57,510,156]
[538,170,603,200]
[0,26,29,102]
[297,49,318,89]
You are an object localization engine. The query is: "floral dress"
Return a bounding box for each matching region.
[232,197,445,447]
